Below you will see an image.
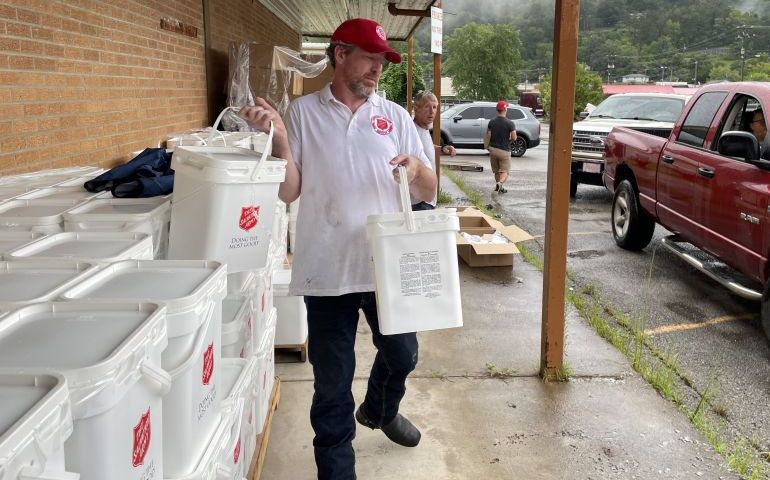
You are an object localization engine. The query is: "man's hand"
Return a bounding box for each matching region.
[238,98,287,143]
[441,145,457,157]
[389,154,422,184]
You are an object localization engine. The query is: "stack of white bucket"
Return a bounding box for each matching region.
[165,139,287,478]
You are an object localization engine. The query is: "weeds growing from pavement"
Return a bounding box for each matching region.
[444,174,770,479]
[484,362,516,379]
[437,188,453,205]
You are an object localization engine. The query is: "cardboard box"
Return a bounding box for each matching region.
[453,207,533,267]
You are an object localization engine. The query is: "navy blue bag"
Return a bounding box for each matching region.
[84,148,174,198]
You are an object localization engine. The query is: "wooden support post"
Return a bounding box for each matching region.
[540,0,580,378]
[431,0,442,193]
[407,36,414,115]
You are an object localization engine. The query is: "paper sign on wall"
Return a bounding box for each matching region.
[431,7,443,54]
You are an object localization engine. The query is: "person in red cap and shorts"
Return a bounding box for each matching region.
[239,17,436,480]
[485,100,517,193]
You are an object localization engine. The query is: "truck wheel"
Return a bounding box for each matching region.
[511,138,527,157]
[762,288,770,344]
[612,180,655,250]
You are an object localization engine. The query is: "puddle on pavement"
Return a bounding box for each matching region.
[567,249,605,260]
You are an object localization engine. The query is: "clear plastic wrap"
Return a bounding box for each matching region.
[225,42,329,129]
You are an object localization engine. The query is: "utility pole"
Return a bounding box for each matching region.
[693,60,698,85]
[606,56,615,84]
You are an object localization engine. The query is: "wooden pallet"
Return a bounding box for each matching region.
[248,377,282,480]
[442,160,484,172]
[275,339,308,363]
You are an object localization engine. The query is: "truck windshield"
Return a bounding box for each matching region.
[589,96,685,123]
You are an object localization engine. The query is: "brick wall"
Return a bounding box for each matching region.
[0,0,300,176]
[204,0,301,125]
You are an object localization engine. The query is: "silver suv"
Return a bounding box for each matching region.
[437,101,541,156]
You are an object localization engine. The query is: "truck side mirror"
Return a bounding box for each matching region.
[579,111,589,120]
[717,131,760,161]
[453,115,463,123]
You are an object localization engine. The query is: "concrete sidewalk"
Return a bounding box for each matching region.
[261,176,736,479]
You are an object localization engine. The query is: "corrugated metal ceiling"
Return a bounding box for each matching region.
[260,0,437,41]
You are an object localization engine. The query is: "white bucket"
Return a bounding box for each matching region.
[6,232,154,263]
[17,187,105,202]
[0,184,32,202]
[271,201,286,250]
[218,358,258,480]
[226,270,254,296]
[250,263,274,347]
[272,268,307,346]
[0,302,170,480]
[222,295,252,359]
[167,144,286,273]
[60,260,227,478]
[254,308,276,434]
[0,371,77,479]
[288,198,299,253]
[62,197,171,259]
[0,199,83,234]
[0,261,98,311]
[365,167,463,335]
[55,172,107,188]
[0,231,45,259]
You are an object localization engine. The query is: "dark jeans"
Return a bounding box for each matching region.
[411,201,435,211]
[304,292,419,480]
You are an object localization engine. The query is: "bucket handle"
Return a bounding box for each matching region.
[250,120,274,182]
[19,468,80,480]
[398,165,416,232]
[168,300,216,379]
[141,361,173,397]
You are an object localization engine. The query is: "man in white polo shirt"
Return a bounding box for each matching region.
[239,17,436,480]
[411,90,456,210]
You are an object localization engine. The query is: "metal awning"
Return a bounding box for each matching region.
[259,0,436,40]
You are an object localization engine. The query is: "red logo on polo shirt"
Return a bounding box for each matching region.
[239,206,260,231]
[371,115,393,135]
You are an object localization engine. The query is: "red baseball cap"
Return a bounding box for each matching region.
[331,18,402,64]
[496,101,508,112]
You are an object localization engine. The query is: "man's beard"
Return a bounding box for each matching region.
[347,78,375,99]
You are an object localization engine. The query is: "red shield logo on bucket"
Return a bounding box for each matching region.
[239,206,260,231]
[132,409,151,468]
[234,438,241,465]
[371,115,393,135]
[202,342,214,385]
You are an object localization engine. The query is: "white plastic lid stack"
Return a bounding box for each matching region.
[0,261,98,311]
[222,295,252,359]
[272,268,307,346]
[17,186,105,202]
[59,260,227,477]
[6,232,154,263]
[55,171,107,187]
[0,199,83,233]
[0,371,76,479]
[0,302,169,480]
[0,231,45,259]
[62,197,171,259]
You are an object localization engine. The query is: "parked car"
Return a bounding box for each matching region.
[603,82,770,342]
[571,93,690,197]
[436,101,541,157]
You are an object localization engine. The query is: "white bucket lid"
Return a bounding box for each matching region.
[17,186,103,202]
[0,185,31,201]
[63,197,170,222]
[6,232,154,263]
[0,371,73,474]
[0,302,168,418]
[0,199,83,226]
[256,308,278,355]
[172,146,287,184]
[222,296,250,345]
[0,261,98,310]
[0,231,45,258]
[60,260,226,314]
[366,208,459,237]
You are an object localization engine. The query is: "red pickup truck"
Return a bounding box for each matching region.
[603,82,770,341]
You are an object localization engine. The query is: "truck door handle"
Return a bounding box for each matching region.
[698,167,715,179]
[661,155,674,164]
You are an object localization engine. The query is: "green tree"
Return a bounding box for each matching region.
[707,64,739,82]
[378,55,425,107]
[443,23,522,101]
[540,64,604,119]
